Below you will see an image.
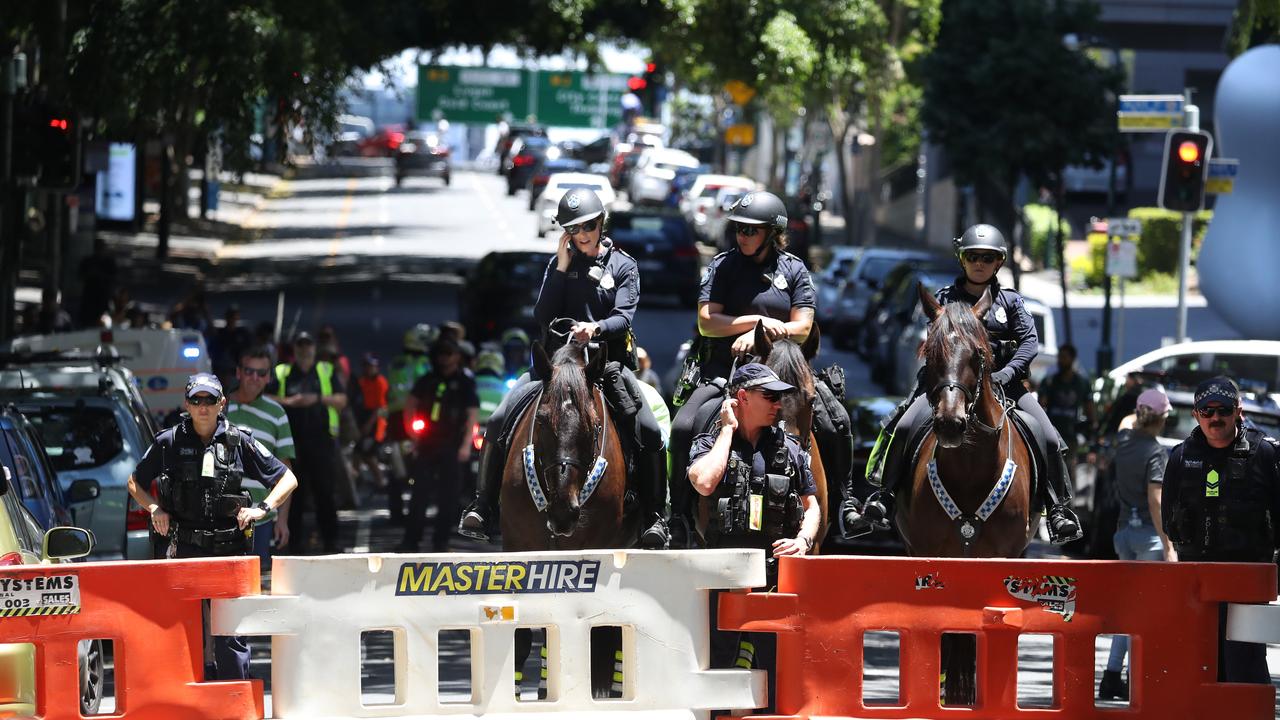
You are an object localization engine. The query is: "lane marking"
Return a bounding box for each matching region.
[468,171,515,243]
[328,177,358,257]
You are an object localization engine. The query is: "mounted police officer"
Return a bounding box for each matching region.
[126,372,298,680]
[687,362,821,713]
[845,223,1083,544]
[459,188,670,548]
[1162,376,1280,684]
[669,190,817,545]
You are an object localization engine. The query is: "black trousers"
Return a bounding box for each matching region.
[171,542,252,680]
[1218,604,1271,683]
[404,447,462,551]
[289,436,341,552]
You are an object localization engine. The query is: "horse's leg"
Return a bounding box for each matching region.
[942,633,977,706]
[590,625,624,699]
[807,436,829,550]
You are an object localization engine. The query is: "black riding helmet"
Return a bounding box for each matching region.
[953,223,1008,258]
[556,188,605,227]
[727,190,788,231]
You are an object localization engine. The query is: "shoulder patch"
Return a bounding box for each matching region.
[253,438,272,457]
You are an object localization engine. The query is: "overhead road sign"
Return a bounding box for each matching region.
[1206,158,1239,195]
[417,65,631,128]
[1117,94,1185,133]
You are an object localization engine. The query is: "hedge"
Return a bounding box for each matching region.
[1023,203,1072,269]
[1071,207,1214,287]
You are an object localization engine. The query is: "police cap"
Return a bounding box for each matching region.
[556,189,605,227]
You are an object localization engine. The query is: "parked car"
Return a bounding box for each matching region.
[496,123,547,175]
[682,174,757,241]
[813,247,864,328]
[534,173,615,237]
[606,208,702,305]
[627,148,701,206]
[394,131,451,187]
[829,248,945,349]
[357,124,407,158]
[459,251,554,343]
[0,405,80,531]
[528,157,589,211]
[506,136,553,195]
[1102,340,1280,411]
[325,115,374,158]
[849,256,960,356]
[866,267,956,393]
[608,134,663,190]
[0,467,97,716]
[707,187,751,250]
[665,165,712,209]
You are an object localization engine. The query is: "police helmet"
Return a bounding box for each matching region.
[556,188,605,227]
[954,223,1008,257]
[727,191,787,231]
[501,327,530,347]
[475,349,505,376]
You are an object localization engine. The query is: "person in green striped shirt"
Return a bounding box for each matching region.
[226,346,296,566]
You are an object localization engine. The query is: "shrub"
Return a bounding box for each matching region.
[1023,203,1072,269]
[1126,207,1213,276]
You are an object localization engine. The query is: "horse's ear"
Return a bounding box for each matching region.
[919,283,943,322]
[799,322,820,361]
[532,341,552,380]
[972,287,994,321]
[754,320,772,359]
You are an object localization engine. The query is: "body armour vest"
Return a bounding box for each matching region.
[708,426,805,549]
[157,423,250,531]
[1168,427,1276,562]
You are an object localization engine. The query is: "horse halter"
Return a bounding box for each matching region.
[929,355,986,421]
[521,387,610,513]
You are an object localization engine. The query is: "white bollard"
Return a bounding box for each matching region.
[212,549,767,719]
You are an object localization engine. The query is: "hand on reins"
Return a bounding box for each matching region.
[759,316,788,340]
[719,398,739,433]
[731,331,756,357]
[570,321,599,343]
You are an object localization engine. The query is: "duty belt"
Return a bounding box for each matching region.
[173,525,252,554]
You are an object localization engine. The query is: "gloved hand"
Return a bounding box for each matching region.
[990,368,1015,387]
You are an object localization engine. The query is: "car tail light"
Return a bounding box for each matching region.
[513,154,535,167]
[387,131,405,149]
[472,424,484,452]
[674,245,699,259]
[431,146,450,156]
[126,504,150,532]
[0,552,24,567]
[410,416,427,436]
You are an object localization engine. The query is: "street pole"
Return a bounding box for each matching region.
[1175,89,1198,342]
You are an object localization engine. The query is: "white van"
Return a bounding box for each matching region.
[7,328,212,419]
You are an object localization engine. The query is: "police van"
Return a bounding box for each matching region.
[7,328,211,420]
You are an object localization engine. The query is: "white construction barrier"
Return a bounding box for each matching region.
[1226,599,1280,644]
[211,549,767,719]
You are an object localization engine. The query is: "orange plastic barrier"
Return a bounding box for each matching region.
[0,556,262,720]
[719,557,1277,719]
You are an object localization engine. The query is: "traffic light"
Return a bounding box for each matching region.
[641,62,664,115]
[1158,129,1212,212]
[626,75,647,92]
[9,102,81,190]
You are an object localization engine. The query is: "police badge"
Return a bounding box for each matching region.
[600,272,615,290]
[994,305,1007,324]
[566,192,581,210]
[739,193,754,206]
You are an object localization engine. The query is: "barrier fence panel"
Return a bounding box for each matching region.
[719,557,1278,720]
[0,556,262,720]
[212,549,767,719]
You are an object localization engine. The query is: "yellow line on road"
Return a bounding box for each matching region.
[329,178,358,257]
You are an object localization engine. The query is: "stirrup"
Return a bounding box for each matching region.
[1046,506,1082,545]
[842,496,889,539]
[641,517,669,549]
[458,508,492,542]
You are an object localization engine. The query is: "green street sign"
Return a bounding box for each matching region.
[417,65,631,128]
[417,65,530,124]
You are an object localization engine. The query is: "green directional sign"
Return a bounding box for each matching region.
[417,65,530,124]
[417,65,631,128]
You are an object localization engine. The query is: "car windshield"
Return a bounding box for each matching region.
[21,406,126,471]
[609,214,692,248]
[860,256,912,284]
[1141,352,1280,398]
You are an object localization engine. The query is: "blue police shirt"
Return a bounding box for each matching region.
[689,425,818,499]
[533,238,638,363]
[934,278,1038,390]
[698,248,815,378]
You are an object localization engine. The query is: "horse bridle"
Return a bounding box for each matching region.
[521,376,610,513]
[929,355,986,422]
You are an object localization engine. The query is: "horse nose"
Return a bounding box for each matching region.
[936,415,966,437]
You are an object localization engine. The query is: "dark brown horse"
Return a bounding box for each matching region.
[901,284,1038,704]
[499,339,633,698]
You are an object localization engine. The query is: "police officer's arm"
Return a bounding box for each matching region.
[1146,447,1175,559]
[773,446,821,556]
[695,259,783,338]
[592,260,638,338]
[1160,445,1184,541]
[236,439,298,529]
[780,265,816,342]
[126,440,170,535]
[689,404,738,496]
[533,257,566,331]
[993,295,1039,385]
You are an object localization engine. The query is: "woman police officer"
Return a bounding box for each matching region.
[668,190,816,543]
[844,223,1083,544]
[459,188,670,547]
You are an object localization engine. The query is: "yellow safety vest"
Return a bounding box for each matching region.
[275,361,340,438]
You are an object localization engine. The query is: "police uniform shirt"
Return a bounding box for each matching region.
[689,425,817,544]
[935,278,1037,389]
[268,363,346,442]
[1162,424,1280,562]
[409,369,480,455]
[699,249,815,376]
[533,240,638,363]
[134,417,287,530]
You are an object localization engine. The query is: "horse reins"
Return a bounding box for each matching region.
[929,356,986,421]
[521,376,610,514]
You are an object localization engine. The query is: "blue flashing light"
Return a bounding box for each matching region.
[182,346,201,360]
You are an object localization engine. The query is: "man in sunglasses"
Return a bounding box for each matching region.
[126,372,298,679]
[461,188,671,549]
[1161,375,1280,684]
[847,223,1083,545]
[225,346,295,567]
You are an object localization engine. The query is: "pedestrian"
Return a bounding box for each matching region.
[398,338,478,552]
[1162,376,1280,684]
[225,347,296,567]
[211,306,253,383]
[669,191,815,546]
[459,188,669,548]
[848,224,1082,544]
[269,332,347,554]
[686,362,821,714]
[1038,343,1096,480]
[125,372,298,680]
[352,353,389,491]
[500,327,531,378]
[1100,387,1174,700]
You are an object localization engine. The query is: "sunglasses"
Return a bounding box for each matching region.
[735,223,763,237]
[187,395,220,407]
[565,219,599,235]
[240,366,270,378]
[757,390,782,403]
[963,251,1001,264]
[1195,405,1236,418]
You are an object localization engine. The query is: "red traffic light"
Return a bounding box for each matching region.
[48,118,69,131]
[627,76,647,91]
[1177,141,1200,163]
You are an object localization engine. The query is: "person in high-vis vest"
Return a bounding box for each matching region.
[270,331,347,554]
[385,324,434,483]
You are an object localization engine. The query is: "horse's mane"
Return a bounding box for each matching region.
[922,301,994,368]
[765,339,812,391]
[547,342,594,418]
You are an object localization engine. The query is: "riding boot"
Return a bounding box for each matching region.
[1043,448,1083,545]
[459,439,504,541]
[637,451,670,549]
[843,403,909,538]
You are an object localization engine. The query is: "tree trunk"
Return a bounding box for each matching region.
[157,140,172,260]
[1054,176,1073,346]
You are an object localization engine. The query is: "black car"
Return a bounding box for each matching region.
[506,136,553,195]
[394,131,451,187]
[852,256,959,357]
[829,248,950,349]
[496,123,547,175]
[528,157,588,210]
[459,251,554,342]
[866,266,956,392]
[606,208,702,306]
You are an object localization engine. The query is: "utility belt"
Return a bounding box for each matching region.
[711,449,802,542]
[1170,503,1274,562]
[172,524,253,556]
